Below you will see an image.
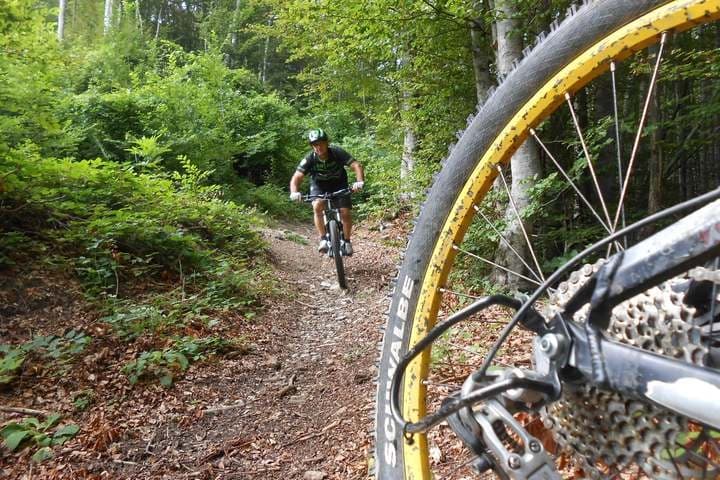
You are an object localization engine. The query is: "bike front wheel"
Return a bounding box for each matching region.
[328,219,347,289]
[375,0,720,478]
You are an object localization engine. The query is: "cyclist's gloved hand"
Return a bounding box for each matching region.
[289,192,302,202]
[352,181,365,192]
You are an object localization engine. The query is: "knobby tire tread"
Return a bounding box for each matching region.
[329,220,347,289]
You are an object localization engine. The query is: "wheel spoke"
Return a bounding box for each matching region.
[496,165,546,282]
[422,379,463,389]
[474,205,544,283]
[565,92,614,233]
[439,287,480,300]
[610,60,627,245]
[613,31,667,232]
[530,128,615,237]
[452,244,542,286]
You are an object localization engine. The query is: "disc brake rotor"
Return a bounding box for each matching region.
[540,260,715,478]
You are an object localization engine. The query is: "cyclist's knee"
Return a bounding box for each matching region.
[313,200,326,214]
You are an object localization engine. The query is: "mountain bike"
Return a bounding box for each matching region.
[375,1,720,478]
[304,188,352,290]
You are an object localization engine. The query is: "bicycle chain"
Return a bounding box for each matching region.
[540,260,715,479]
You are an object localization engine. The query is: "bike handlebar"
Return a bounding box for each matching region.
[302,188,352,202]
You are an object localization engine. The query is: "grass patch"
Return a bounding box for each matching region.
[283,231,308,245]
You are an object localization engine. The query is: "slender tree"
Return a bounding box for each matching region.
[104,0,113,34]
[492,0,542,288]
[57,0,66,41]
[469,2,494,107]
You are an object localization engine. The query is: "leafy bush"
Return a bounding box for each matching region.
[0,346,26,385]
[102,258,272,339]
[0,330,91,385]
[72,390,94,412]
[1,148,268,300]
[229,179,306,219]
[0,414,79,462]
[339,134,402,220]
[61,46,304,188]
[123,349,189,387]
[26,331,91,363]
[101,303,174,339]
[123,336,234,387]
[0,0,73,157]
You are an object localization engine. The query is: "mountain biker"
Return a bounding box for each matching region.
[289,129,365,256]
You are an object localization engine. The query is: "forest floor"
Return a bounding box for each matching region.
[0,219,407,479]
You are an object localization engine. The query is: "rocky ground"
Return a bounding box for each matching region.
[0,220,406,479]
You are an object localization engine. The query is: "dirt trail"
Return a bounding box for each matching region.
[150,223,399,479]
[0,221,402,479]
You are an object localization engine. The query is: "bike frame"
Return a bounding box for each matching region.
[555,196,720,429]
[305,188,351,256]
[389,192,720,462]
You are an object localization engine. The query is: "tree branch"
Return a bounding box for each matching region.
[0,406,51,417]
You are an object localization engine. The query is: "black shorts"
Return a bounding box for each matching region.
[310,180,352,209]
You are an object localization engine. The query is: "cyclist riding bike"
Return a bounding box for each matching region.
[289,129,365,256]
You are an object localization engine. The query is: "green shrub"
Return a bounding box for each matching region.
[229,179,306,219]
[1,148,268,300]
[61,47,304,188]
[339,134,403,220]
[101,258,272,339]
[0,346,26,385]
[0,330,91,385]
[123,335,234,387]
[0,414,79,462]
[72,390,94,412]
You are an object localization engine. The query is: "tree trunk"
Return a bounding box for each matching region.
[155,4,162,40]
[400,91,417,199]
[401,123,416,182]
[491,0,542,289]
[494,0,520,77]
[227,0,242,67]
[57,0,66,41]
[261,17,272,83]
[397,47,417,199]
[232,0,241,47]
[135,0,143,30]
[103,0,113,34]
[469,1,493,107]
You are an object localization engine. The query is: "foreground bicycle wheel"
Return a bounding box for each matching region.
[375,0,720,478]
[328,219,347,289]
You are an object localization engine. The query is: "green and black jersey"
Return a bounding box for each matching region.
[296,145,356,189]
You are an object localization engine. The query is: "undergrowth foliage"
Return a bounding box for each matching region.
[123,336,237,387]
[2,146,267,294]
[0,330,91,386]
[0,414,79,462]
[0,146,271,386]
